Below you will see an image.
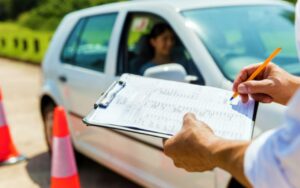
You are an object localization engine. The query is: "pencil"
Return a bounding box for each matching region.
[230,47,282,101]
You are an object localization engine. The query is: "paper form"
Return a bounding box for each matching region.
[87,74,256,140]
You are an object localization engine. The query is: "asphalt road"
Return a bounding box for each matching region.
[0,58,140,188]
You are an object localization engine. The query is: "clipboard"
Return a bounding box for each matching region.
[83,80,175,138]
[83,74,259,140]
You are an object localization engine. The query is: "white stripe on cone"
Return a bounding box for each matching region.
[51,135,77,178]
[0,102,7,127]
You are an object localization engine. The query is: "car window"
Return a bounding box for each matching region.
[61,13,117,72]
[61,19,85,63]
[182,6,299,81]
[126,15,162,74]
[118,13,204,85]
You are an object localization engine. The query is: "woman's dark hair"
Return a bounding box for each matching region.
[142,22,173,59]
[149,22,173,39]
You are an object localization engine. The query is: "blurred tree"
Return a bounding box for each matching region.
[1,0,296,31]
[287,0,297,4]
[0,0,41,20]
[0,0,9,20]
[18,0,123,31]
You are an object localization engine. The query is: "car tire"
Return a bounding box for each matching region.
[42,102,55,152]
[41,102,83,164]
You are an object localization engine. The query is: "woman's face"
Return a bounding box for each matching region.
[150,30,175,57]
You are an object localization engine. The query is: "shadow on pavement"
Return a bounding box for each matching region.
[26,152,140,188]
[76,152,141,188]
[26,152,51,188]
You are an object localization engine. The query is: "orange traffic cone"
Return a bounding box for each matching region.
[51,106,80,188]
[0,88,26,166]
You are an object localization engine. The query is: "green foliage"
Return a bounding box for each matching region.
[18,0,123,31]
[0,0,122,63]
[0,0,296,63]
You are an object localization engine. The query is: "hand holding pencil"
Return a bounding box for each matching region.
[232,48,300,105]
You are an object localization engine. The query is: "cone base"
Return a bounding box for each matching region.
[51,174,80,188]
[0,155,26,166]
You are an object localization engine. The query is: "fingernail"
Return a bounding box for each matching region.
[238,84,247,93]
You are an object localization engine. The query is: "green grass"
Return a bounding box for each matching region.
[0,22,53,64]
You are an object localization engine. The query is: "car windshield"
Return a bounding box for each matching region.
[182,5,300,81]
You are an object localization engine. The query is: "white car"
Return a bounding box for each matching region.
[40,0,300,187]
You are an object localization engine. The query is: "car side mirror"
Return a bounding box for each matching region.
[143,63,198,83]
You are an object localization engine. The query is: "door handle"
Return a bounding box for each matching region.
[58,75,67,83]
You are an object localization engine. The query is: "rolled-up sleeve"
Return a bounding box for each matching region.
[244,90,300,188]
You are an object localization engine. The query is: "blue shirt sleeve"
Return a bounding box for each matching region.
[244,90,300,188]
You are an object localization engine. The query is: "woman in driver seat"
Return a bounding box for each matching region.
[139,23,175,75]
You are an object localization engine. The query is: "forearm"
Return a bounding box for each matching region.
[210,138,252,187]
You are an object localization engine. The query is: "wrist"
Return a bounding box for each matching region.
[209,138,249,172]
[207,137,231,169]
[210,138,230,170]
[210,138,251,186]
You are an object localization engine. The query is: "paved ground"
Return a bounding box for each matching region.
[0,58,139,188]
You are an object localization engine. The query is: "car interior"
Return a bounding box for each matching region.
[117,13,205,85]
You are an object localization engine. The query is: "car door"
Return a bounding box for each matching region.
[57,13,118,137]
[114,11,215,187]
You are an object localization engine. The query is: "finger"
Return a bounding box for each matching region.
[163,137,177,156]
[198,121,214,133]
[240,94,249,103]
[233,63,266,92]
[185,168,195,172]
[186,166,201,172]
[250,94,273,103]
[174,161,182,168]
[233,64,262,91]
[162,138,167,146]
[183,113,197,128]
[184,113,196,120]
[238,79,274,95]
[233,70,247,92]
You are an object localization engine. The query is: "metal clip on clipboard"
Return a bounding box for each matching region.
[94,80,126,109]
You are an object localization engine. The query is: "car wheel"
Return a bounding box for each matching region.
[42,102,84,163]
[42,102,56,152]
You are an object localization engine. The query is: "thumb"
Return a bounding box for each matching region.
[238,79,273,95]
[183,113,197,128]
